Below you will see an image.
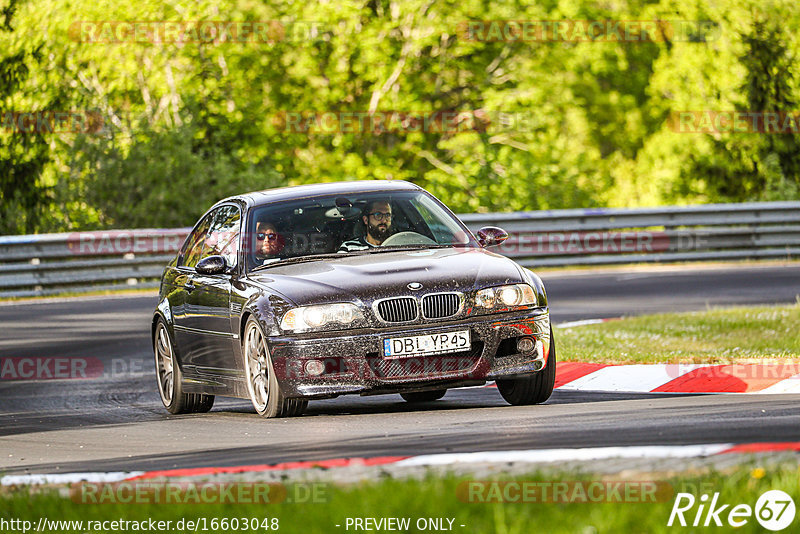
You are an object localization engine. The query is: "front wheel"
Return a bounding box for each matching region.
[496,326,556,406]
[242,317,307,418]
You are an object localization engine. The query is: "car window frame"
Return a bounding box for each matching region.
[177,202,243,273]
[203,203,242,272]
[178,213,213,270]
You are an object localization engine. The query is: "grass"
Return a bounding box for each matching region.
[1,464,797,533]
[0,287,158,303]
[557,303,800,364]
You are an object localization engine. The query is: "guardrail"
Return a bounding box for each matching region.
[1,201,798,298]
[0,229,189,298]
[459,201,800,268]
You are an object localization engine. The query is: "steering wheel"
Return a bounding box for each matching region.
[381,231,437,246]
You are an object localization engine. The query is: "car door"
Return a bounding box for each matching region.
[170,212,213,367]
[173,204,241,379]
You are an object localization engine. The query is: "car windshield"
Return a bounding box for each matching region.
[244,190,477,272]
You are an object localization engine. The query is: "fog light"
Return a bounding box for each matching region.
[532,359,545,371]
[304,360,325,376]
[517,336,535,354]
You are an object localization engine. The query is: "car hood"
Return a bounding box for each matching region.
[247,247,526,306]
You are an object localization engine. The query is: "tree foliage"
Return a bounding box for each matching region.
[0,0,798,233]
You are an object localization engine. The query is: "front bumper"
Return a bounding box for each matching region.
[267,308,551,398]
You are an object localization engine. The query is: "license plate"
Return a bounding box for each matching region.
[384,330,471,358]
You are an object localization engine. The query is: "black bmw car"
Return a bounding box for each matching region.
[152,180,555,418]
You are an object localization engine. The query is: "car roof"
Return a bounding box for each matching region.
[218,180,424,209]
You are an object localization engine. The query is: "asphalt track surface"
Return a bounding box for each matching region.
[1,263,799,475]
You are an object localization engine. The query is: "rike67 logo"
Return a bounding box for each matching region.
[668,490,795,531]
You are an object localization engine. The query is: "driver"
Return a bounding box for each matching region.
[254,221,286,262]
[338,200,393,252]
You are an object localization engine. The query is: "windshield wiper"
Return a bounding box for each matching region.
[366,244,457,253]
[250,252,364,272]
[250,245,463,272]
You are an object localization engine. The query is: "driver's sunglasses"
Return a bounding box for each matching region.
[256,232,278,241]
[369,212,392,221]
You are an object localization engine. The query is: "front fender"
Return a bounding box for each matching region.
[241,292,295,339]
[522,268,548,308]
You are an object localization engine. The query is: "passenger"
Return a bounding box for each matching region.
[338,200,393,252]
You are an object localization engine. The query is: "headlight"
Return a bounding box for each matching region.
[280,303,362,332]
[475,284,537,309]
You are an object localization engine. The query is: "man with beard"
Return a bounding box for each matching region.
[254,221,286,262]
[338,200,393,252]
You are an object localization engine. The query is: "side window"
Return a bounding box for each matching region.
[178,205,241,269]
[179,215,213,269]
[204,205,241,268]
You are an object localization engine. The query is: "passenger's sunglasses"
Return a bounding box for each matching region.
[256,232,278,241]
[368,212,392,221]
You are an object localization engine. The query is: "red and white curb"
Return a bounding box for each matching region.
[548,362,800,394]
[4,442,800,486]
[544,318,800,394]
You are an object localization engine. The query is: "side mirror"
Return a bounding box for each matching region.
[195,255,228,275]
[477,226,509,248]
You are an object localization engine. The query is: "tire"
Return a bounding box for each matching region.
[242,317,307,418]
[283,398,309,417]
[194,394,215,413]
[154,318,215,414]
[400,389,447,402]
[496,326,557,406]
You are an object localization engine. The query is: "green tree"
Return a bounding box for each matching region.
[3,0,800,234]
[0,0,65,234]
[690,15,800,201]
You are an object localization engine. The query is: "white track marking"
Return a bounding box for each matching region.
[556,364,706,392]
[1,471,144,486]
[394,444,734,467]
